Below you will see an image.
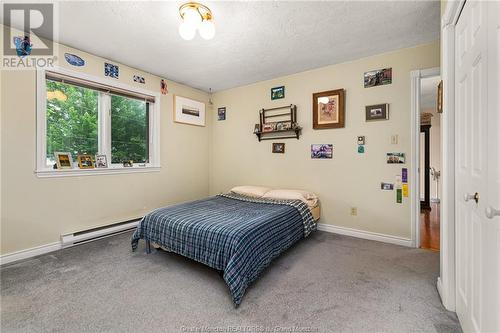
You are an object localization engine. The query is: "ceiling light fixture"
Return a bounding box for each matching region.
[179,2,215,41]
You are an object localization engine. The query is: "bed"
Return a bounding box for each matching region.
[131,188,319,306]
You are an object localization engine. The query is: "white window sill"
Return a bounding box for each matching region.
[35,166,161,178]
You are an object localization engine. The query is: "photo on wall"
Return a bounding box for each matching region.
[365,103,389,121]
[174,95,206,126]
[271,86,285,100]
[218,107,226,121]
[364,68,392,88]
[272,143,285,154]
[313,89,345,129]
[311,144,333,159]
[386,152,406,164]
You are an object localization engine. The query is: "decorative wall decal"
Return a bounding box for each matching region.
[313,89,345,129]
[271,86,285,100]
[364,68,392,88]
[218,107,226,121]
[386,152,406,164]
[104,62,119,79]
[64,53,85,66]
[272,143,285,154]
[160,79,168,95]
[357,145,365,154]
[402,184,409,197]
[77,154,94,169]
[311,144,333,159]
[402,168,408,183]
[133,75,145,84]
[365,103,389,121]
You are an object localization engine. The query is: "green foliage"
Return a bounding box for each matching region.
[46,80,148,165]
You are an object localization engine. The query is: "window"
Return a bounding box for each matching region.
[37,69,160,176]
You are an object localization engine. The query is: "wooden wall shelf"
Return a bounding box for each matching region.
[254,104,302,141]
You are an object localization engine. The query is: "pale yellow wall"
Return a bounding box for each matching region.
[1,34,210,254]
[210,41,440,239]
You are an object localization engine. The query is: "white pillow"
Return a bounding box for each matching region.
[230,185,272,198]
[262,189,319,208]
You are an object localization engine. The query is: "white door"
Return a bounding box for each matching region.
[455,1,500,332]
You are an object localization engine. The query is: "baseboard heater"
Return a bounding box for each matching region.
[61,219,141,248]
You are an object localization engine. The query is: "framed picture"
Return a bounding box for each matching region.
[271,86,285,100]
[54,152,73,169]
[313,89,345,129]
[174,95,206,126]
[104,62,119,79]
[386,152,406,164]
[272,143,285,154]
[95,154,108,168]
[311,144,333,159]
[357,136,365,145]
[365,103,389,121]
[218,107,226,121]
[381,182,394,190]
[364,68,392,88]
[77,154,94,169]
[437,80,443,113]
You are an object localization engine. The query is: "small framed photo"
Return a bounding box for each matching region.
[272,143,285,154]
[218,107,226,121]
[381,182,394,190]
[54,152,73,169]
[386,152,406,164]
[122,160,133,167]
[271,86,285,100]
[313,89,345,129]
[77,154,94,169]
[364,68,392,88]
[365,104,389,121]
[311,144,333,159]
[95,154,108,168]
[174,95,206,126]
[357,136,365,145]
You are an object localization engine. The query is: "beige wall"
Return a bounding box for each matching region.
[1,36,210,254]
[210,41,440,239]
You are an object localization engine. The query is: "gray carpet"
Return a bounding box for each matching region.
[1,231,460,333]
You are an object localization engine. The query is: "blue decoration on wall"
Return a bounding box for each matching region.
[104,62,119,79]
[64,53,85,66]
[13,36,32,58]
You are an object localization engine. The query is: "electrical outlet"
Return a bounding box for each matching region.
[391,135,398,144]
[350,207,357,216]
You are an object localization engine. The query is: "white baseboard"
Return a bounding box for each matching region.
[0,241,62,266]
[437,277,444,302]
[317,223,413,247]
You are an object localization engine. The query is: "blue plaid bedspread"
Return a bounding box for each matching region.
[131,193,316,306]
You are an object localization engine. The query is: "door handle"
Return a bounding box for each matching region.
[464,192,479,203]
[485,206,500,219]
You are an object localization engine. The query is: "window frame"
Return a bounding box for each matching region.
[36,67,161,178]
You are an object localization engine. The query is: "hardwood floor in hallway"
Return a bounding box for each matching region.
[420,202,440,251]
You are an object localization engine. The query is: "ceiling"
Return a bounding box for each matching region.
[4,1,440,92]
[421,75,441,111]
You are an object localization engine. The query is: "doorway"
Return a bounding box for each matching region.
[419,75,441,251]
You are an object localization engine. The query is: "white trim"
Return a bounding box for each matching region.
[317,223,413,247]
[61,220,139,248]
[35,166,160,178]
[0,242,62,266]
[36,66,161,174]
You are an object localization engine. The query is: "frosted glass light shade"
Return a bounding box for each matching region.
[179,21,196,40]
[199,20,215,40]
[183,9,202,28]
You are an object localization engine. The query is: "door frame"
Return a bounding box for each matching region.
[410,67,440,251]
[438,0,467,312]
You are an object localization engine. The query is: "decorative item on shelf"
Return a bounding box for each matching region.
[54,152,73,169]
[95,154,108,168]
[160,79,168,95]
[133,75,145,84]
[178,2,215,40]
[386,152,406,164]
[77,154,94,169]
[313,89,345,129]
[174,95,206,126]
[218,107,226,121]
[255,104,301,141]
[272,143,285,154]
[365,103,389,121]
[64,53,85,67]
[104,62,119,79]
[253,124,261,133]
[437,80,443,113]
[311,144,333,159]
[364,68,392,88]
[271,86,285,100]
[122,160,133,167]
